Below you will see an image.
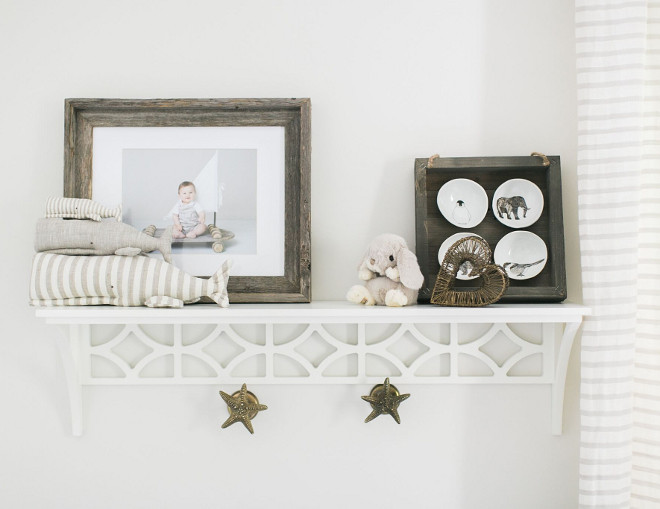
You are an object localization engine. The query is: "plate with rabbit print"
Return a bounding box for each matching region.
[437,178,488,228]
[494,231,547,280]
[492,178,544,228]
[437,232,485,280]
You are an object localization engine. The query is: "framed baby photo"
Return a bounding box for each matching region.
[63,98,311,303]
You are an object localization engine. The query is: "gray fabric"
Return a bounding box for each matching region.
[35,218,172,263]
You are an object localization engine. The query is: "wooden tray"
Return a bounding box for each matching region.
[414,155,566,303]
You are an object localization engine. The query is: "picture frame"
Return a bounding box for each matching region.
[414,155,567,303]
[63,98,311,303]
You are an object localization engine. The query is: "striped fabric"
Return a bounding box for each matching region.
[577,1,660,507]
[45,197,122,222]
[29,253,230,308]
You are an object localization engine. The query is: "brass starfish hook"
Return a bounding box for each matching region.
[219,384,268,434]
[361,378,410,424]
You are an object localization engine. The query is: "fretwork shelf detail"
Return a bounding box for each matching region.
[36,301,589,437]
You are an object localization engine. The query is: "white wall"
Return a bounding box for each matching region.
[0,1,581,508]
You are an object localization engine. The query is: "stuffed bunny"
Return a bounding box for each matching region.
[346,234,424,307]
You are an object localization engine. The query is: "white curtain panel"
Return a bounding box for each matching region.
[577,1,660,507]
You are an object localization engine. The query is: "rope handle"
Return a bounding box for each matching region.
[531,152,550,166]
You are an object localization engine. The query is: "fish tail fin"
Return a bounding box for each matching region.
[142,224,157,237]
[159,226,173,263]
[209,259,231,307]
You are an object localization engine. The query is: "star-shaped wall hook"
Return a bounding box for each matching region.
[219,384,268,434]
[361,378,410,424]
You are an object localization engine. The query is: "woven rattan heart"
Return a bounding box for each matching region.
[431,236,509,307]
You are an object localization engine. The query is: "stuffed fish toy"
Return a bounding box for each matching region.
[35,218,172,263]
[29,254,231,308]
[45,197,122,222]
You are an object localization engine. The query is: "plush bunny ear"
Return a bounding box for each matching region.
[357,245,373,271]
[357,252,369,271]
[398,248,424,290]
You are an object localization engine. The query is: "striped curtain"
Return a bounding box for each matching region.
[577,1,660,507]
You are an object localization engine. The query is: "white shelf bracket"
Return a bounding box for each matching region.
[55,324,86,437]
[551,320,582,435]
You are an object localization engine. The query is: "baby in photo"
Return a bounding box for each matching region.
[170,181,207,239]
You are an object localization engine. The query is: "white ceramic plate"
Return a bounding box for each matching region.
[437,233,485,280]
[437,179,488,228]
[492,179,543,228]
[494,231,548,280]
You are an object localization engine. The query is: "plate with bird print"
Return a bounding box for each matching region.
[492,178,544,228]
[437,232,485,280]
[437,178,488,228]
[494,231,547,280]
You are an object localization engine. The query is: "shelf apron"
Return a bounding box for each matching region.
[39,303,589,436]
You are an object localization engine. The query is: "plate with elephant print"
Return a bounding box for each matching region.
[438,232,485,280]
[494,231,547,280]
[492,178,544,228]
[436,178,488,228]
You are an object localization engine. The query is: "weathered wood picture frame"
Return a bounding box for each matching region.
[64,98,311,303]
[415,155,567,303]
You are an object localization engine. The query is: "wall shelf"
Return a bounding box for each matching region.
[36,301,589,436]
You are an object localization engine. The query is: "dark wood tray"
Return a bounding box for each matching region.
[414,155,566,303]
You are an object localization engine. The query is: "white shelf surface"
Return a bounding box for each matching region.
[36,301,588,323]
[36,301,590,436]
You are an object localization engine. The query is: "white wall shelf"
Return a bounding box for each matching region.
[36,301,589,437]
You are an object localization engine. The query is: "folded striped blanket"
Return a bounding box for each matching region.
[29,253,230,308]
